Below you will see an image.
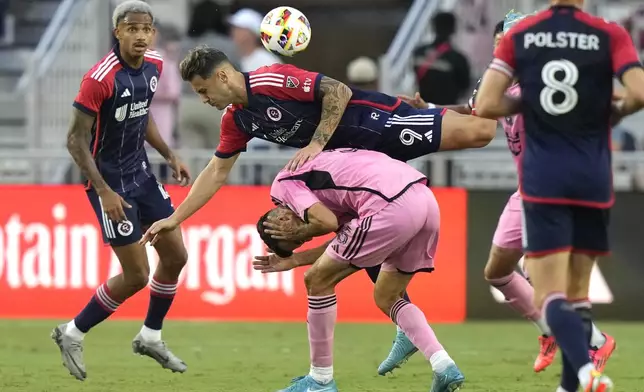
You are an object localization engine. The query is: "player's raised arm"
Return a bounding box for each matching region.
[264,202,339,241]
[398,92,472,114]
[287,76,353,171]
[253,240,332,273]
[475,28,521,119]
[145,115,190,185]
[266,178,339,241]
[140,152,239,245]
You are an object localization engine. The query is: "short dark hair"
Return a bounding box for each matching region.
[432,12,456,36]
[179,45,231,81]
[494,20,505,37]
[256,209,294,258]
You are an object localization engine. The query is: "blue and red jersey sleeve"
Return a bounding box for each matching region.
[215,105,253,159]
[248,63,323,102]
[73,74,113,116]
[605,22,642,80]
[144,49,164,78]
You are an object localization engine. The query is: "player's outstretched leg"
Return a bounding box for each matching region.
[276,254,359,392]
[485,249,557,372]
[52,243,149,381]
[487,195,560,372]
[132,228,188,373]
[570,299,616,373]
[375,269,463,392]
[364,265,419,375]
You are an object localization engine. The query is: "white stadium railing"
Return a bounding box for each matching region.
[15,0,110,182]
[2,148,644,192]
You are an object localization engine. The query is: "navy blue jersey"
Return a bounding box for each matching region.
[215,64,441,160]
[73,45,163,193]
[491,5,642,207]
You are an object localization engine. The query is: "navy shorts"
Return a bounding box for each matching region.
[86,176,174,247]
[376,106,445,162]
[522,201,610,256]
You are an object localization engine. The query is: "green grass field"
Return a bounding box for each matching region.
[0,321,641,392]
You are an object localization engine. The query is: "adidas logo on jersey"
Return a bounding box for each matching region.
[121,88,131,98]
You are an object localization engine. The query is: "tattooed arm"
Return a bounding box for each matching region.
[310,76,353,147]
[66,108,110,193]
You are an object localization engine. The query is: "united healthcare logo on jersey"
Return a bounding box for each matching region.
[114,99,150,122]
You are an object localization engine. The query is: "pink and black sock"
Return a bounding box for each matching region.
[307,294,338,369]
[144,278,178,331]
[74,283,122,332]
[390,299,445,361]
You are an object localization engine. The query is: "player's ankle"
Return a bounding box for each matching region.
[65,320,86,341]
[309,365,333,384]
[139,325,162,342]
[429,350,454,373]
[577,362,596,386]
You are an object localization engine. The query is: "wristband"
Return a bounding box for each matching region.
[427,102,436,109]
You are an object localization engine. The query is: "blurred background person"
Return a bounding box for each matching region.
[228,8,281,72]
[178,0,239,149]
[346,56,379,91]
[227,7,282,184]
[413,12,471,106]
[149,24,183,181]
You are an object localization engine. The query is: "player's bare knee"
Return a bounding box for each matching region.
[373,287,399,315]
[157,244,188,274]
[484,246,522,280]
[122,267,150,292]
[304,268,333,296]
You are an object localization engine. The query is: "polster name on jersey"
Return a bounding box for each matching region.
[524,32,600,51]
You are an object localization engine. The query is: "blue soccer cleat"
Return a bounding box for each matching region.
[276,375,338,392]
[430,363,465,392]
[377,329,419,375]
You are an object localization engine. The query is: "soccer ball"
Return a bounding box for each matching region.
[260,6,312,57]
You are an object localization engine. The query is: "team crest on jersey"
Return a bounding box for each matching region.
[286,76,300,89]
[150,76,158,92]
[117,220,134,236]
[335,225,351,245]
[115,104,128,122]
[266,106,282,121]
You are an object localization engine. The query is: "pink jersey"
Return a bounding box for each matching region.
[499,83,524,170]
[270,148,428,221]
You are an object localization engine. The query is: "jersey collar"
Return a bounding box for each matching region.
[112,43,145,75]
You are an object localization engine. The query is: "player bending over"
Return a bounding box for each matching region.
[52,1,191,381]
[254,148,464,392]
[401,12,616,374]
[139,46,497,374]
[476,1,644,391]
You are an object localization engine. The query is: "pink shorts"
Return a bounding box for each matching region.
[325,184,440,274]
[492,191,523,249]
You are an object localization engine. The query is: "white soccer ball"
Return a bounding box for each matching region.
[260,6,312,57]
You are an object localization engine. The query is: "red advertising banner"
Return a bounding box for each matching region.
[0,186,467,323]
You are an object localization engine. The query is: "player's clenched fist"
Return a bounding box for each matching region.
[97,188,131,222]
[252,253,300,273]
